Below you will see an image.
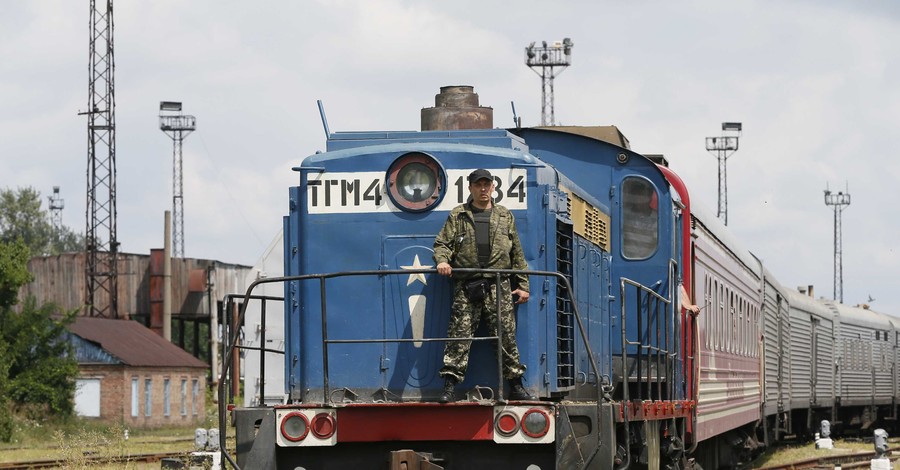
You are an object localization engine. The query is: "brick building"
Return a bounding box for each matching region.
[68,317,209,428]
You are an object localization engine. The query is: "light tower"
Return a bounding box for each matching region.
[525,38,573,126]
[82,0,119,318]
[824,184,850,303]
[705,122,742,225]
[159,101,196,258]
[48,186,65,231]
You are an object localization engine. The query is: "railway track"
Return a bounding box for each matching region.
[0,451,186,469]
[756,447,898,470]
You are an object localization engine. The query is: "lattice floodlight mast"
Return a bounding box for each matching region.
[705,122,742,226]
[48,186,64,231]
[82,0,119,318]
[159,101,196,258]
[525,38,573,126]
[824,184,850,303]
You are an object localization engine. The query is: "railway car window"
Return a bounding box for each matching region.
[621,177,659,259]
[719,282,725,351]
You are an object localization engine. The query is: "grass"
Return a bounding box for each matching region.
[750,438,900,469]
[0,389,235,467]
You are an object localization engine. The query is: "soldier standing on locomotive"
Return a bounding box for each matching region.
[433,169,534,403]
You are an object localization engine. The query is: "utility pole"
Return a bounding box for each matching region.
[824,184,850,303]
[705,122,742,225]
[159,101,197,258]
[82,0,119,318]
[525,39,573,126]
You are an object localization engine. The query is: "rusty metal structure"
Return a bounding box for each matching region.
[83,0,119,317]
[420,86,492,131]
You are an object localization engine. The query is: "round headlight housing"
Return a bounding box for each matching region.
[310,412,336,439]
[495,411,519,436]
[521,409,550,438]
[387,152,445,212]
[281,412,310,442]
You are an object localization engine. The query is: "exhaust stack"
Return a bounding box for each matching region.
[421,85,493,131]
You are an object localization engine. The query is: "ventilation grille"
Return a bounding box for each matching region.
[567,192,611,252]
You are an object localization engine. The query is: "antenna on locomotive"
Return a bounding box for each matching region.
[510,101,521,128]
[317,100,332,140]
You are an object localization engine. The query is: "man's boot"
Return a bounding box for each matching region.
[508,377,536,401]
[439,377,457,403]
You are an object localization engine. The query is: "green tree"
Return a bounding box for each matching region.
[0,238,31,311]
[0,239,78,440]
[2,297,77,418]
[0,239,32,440]
[0,187,51,255]
[0,187,84,256]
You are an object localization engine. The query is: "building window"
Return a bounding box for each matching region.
[144,378,152,417]
[164,379,171,417]
[192,379,199,416]
[131,378,139,417]
[181,379,188,416]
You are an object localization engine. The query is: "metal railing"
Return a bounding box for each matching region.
[217,267,605,469]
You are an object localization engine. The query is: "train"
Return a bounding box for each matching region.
[221,85,898,470]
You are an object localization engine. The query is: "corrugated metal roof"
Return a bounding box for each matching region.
[68,317,208,369]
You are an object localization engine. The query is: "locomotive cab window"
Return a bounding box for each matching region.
[621,177,659,259]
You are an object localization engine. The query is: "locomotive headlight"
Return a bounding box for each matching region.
[397,163,435,203]
[281,412,310,442]
[521,409,551,438]
[387,152,445,212]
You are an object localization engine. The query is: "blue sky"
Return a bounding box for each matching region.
[2,0,898,315]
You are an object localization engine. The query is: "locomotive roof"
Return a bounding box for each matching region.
[533,125,631,149]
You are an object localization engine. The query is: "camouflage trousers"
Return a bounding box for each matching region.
[440,277,525,382]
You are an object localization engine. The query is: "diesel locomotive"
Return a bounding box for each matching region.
[221,86,898,470]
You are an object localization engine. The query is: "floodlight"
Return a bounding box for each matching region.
[722,122,742,131]
[160,101,182,112]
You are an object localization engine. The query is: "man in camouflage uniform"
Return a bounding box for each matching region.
[433,169,534,402]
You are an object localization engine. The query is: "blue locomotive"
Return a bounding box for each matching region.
[225,85,694,469]
[224,85,900,469]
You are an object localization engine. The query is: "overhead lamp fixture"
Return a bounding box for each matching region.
[160,101,182,112]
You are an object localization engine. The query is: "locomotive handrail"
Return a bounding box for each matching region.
[618,274,675,470]
[222,293,285,404]
[217,267,606,470]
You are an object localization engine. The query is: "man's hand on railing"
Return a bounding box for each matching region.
[436,262,452,277]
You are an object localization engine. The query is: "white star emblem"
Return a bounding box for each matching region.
[400,254,432,286]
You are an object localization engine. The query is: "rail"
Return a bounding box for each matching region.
[216,267,607,470]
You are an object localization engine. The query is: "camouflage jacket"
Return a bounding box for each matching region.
[433,203,529,292]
